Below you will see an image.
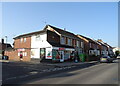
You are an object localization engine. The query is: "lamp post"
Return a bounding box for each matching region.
[5,36,7,49]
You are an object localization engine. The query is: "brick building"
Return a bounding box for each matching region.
[0,39,12,57]
[5,25,84,62]
[5,25,114,62]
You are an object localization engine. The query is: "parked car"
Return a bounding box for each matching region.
[100,56,113,63]
[117,55,120,59]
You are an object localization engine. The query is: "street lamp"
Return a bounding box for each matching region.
[5,36,7,49]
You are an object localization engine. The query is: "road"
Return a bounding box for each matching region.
[27,62,119,84]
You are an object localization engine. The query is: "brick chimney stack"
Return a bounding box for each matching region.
[2,39,4,44]
[97,39,103,42]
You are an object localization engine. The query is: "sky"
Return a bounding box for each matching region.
[1,2,118,47]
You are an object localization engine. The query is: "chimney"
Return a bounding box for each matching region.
[64,28,66,31]
[2,39,4,44]
[97,39,102,42]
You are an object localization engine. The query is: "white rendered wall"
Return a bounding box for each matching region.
[31,32,52,59]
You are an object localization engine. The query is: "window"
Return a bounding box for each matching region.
[66,37,68,44]
[20,38,23,43]
[24,38,26,42]
[72,39,74,46]
[90,43,92,48]
[81,42,84,48]
[74,40,76,46]
[68,38,71,46]
[24,52,27,56]
[76,40,79,47]
[36,35,41,41]
[61,36,65,44]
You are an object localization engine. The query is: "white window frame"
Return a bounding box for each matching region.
[81,42,84,48]
[36,35,41,41]
[77,40,79,47]
[20,38,23,43]
[68,38,71,46]
[61,36,65,44]
[24,38,26,42]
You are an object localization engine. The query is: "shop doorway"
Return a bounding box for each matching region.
[59,51,64,62]
[40,48,46,62]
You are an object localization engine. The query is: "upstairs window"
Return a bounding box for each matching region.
[77,40,80,47]
[24,38,26,42]
[81,42,84,48]
[20,38,23,43]
[90,43,92,48]
[74,40,76,46]
[66,37,68,45]
[36,35,41,41]
[72,39,74,46]
[61,36,65,44]
[68,38,71,46]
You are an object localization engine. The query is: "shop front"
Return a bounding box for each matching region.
[52,47,74,62]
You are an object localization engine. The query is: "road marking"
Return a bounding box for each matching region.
[5,75,30,81]
[29,71,38,75]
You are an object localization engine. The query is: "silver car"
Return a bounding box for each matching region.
[100,56,113,63]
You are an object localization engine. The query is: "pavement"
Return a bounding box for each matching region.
[0,59,98,66]
[4,58,116,85]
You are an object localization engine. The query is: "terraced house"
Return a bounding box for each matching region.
[77,35,101,61]
[5,25,114,62]
[5,25,84,62]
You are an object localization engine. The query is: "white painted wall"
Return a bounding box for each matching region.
[31,32,52,59]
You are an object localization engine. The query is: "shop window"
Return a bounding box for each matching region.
[52,49,60,60]
[64,51,70,60]
[31,50,35,56]
[24,52,27,56]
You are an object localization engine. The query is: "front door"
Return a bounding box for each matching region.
[40,48,46,62]
[59,51,64,62]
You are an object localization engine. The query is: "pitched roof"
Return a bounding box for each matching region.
[14,30,46,39]
[47,25,80,40]
[78,34,95,43]
[14,24,80,40]
[0,43,12,50]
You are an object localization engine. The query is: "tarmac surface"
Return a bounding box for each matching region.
[1,59,119,85]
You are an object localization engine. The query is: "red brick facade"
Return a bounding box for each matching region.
[5,36,31,61]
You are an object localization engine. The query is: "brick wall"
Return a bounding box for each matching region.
[14,37,31,49]
[5,36,31,61]
[5,49,31,61]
